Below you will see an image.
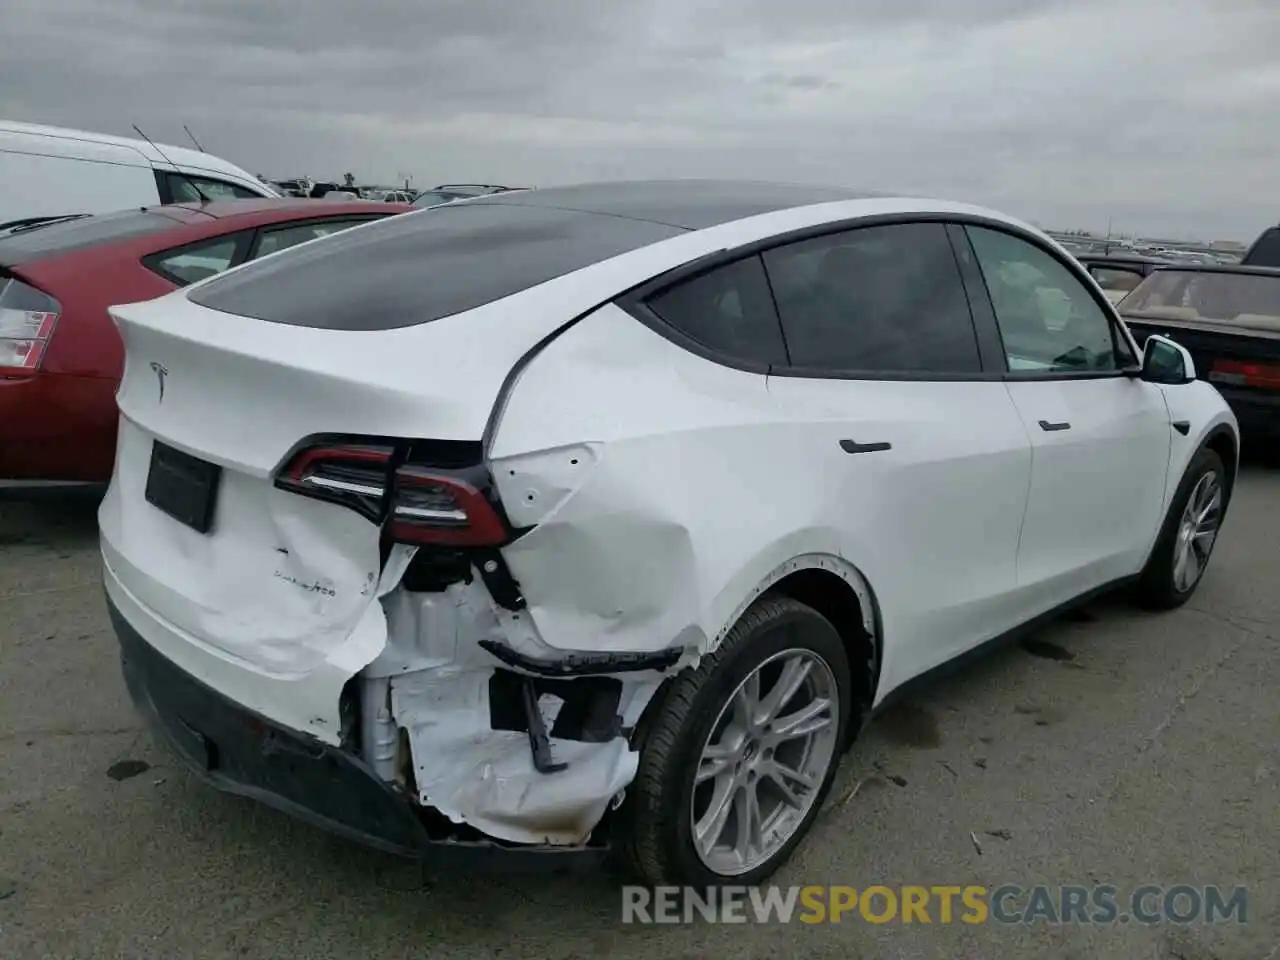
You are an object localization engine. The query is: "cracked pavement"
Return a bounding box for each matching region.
[0,471,1277,960]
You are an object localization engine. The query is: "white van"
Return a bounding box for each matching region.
[0,120,279,226]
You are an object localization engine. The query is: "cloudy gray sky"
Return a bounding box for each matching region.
[3,0,1277,239]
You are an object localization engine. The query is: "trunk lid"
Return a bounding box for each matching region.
[1124,316,1280,392]
[99,290,559,676]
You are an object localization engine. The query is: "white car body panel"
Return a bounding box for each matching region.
[99,187,1239,847]
[1002,376,1171,605]
[0,119,277,223]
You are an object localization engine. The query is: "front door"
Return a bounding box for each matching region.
[964,225,1171,609]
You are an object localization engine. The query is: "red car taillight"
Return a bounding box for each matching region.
[1211,358,1280,390]
[0,275,61,377]
[273,438,513,546]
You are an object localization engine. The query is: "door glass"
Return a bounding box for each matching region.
[762,221,981,374]
[167,173,262,202]
[968,226,1122,373]
[151,237,240,285]
[1090,266,1144,296]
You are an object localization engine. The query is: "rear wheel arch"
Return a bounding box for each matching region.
[1202,425,1237,506]
[630,554,882,754]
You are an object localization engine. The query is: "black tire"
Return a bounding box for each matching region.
[617,595,852,887]
[1134,446,1226,610]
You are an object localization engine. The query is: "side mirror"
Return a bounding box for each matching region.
[1141,334,1197,385]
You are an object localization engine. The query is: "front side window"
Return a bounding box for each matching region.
[762,221,981,374]
[968,226,1123,373]
[148,236,243,285]
[644,255,788,366]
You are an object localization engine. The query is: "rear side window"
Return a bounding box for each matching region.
[188,202,684,330]
[253,219,375,258]
[0,210,174,266]
[1243,227,1280,267]
[645,256,788,366]
[1089,265,1145,294]
[148,236,244,286]
[762,222,982,374]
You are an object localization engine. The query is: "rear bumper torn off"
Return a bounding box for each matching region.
[109,595,608,867]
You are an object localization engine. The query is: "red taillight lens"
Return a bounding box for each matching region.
[274,443,395,523]
[389,466,509,546]
[0,275,61,378]
[274,439,512,546]
[1211,359,1280,390]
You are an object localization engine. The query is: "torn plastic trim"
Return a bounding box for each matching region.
[369,574,668,847]
[478,636,684,677]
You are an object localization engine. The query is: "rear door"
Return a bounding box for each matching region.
[758,220,1033,689]
[963,224,1171,606]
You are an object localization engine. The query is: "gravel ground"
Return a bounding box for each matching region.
[1,469,1277,960]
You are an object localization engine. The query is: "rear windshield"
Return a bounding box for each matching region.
[1242,227,1280,267]
[0,210,175,266]
[188,201,684,330]
[1120,269,1280,326]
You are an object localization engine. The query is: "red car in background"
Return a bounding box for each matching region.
[0,198,413,482]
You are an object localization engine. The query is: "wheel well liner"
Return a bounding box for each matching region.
[766,568,878,723]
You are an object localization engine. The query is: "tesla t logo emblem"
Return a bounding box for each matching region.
[149,362,169,403]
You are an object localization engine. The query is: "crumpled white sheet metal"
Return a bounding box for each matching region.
[392,667,638,845]
[374,580,660,846]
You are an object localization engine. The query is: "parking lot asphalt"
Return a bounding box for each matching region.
[1,471,1277,960]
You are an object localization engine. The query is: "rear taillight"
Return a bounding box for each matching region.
[273,438,512,546]
[0,276,61,377]
[1211,359,1280,390]
[388,466,509,546]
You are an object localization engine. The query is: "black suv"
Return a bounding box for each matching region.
[1242,226,1280,267]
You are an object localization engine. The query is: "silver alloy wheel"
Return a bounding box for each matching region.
[690,648,840,876]
[1173,470,1222,593]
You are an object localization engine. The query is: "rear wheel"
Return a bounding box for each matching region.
[1135,446,1226,609]
[619,595,851,886]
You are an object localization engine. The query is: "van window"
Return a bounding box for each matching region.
[161,172,263,203]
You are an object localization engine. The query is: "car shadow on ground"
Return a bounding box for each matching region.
[0,484,105,550]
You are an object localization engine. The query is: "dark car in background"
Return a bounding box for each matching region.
[1077,252,1169,304]
[0,198,412,482]
[1241,225,1280,268]
[1119,264,1280,439]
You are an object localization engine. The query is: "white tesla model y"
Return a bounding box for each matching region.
[99,181,1238,885]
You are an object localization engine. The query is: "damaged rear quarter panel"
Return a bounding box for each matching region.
[487,303,859,659]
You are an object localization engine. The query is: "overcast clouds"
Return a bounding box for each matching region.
[2,0,1277,238]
